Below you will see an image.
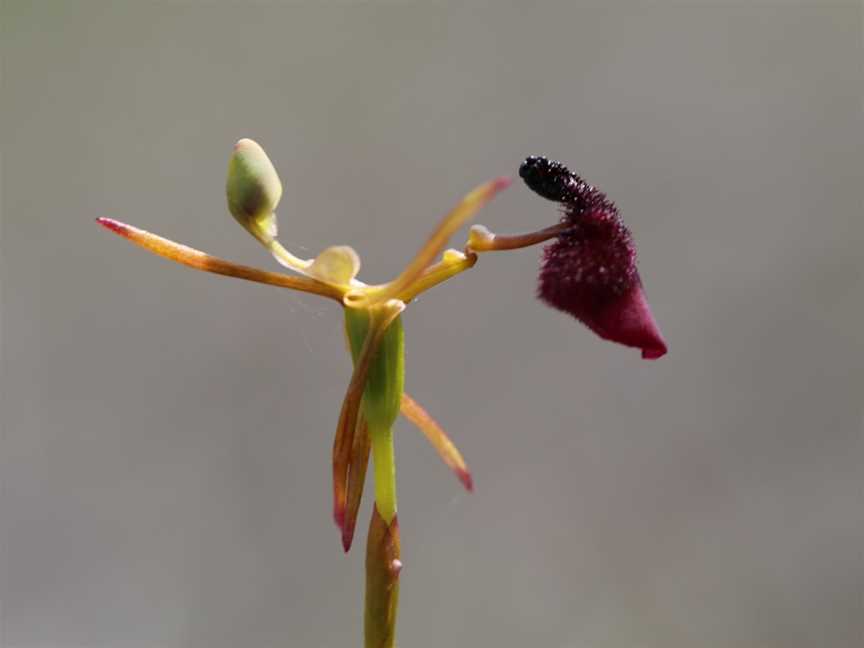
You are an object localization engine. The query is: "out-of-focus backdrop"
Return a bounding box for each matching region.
[3,2,862,647]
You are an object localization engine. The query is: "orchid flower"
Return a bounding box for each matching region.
[97,140,666,648]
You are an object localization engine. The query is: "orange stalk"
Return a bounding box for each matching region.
[468,221,569,252]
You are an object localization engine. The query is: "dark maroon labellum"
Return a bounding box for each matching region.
[522,156,667,359]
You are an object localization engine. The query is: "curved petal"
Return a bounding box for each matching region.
[400,393,473,491]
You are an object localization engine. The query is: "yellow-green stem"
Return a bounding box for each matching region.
[370,423,397,523]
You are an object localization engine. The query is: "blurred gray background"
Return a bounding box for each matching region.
[2,2,862,647]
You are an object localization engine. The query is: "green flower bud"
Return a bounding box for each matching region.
[226,138,282,244]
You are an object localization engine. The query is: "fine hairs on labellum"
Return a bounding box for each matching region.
[520,156,666,359]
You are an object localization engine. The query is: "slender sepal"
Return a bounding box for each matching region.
[401,393,473,491]
[95,218,341,300]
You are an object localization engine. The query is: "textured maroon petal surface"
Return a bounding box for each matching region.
[538,222,667,359]
[525,156,667,359]
[573,283,667,359]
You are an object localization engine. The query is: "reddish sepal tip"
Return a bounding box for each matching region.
[457,469,474,493]
[333,503,346,531]
[341,524,355,553]
[491,176,514,192]
[95,217,129,236]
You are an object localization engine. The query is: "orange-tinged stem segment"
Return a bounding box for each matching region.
[370,177,511,304]
[467,221,569,252]
[365,506,401,648]
[401,393,473,492]
[96,218,342,301]
[342,415,371,553]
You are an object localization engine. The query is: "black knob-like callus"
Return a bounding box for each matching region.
[519,156,575,203]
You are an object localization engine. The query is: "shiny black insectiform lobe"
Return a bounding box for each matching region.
[519,156,575,203]
[519,155,618,223]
